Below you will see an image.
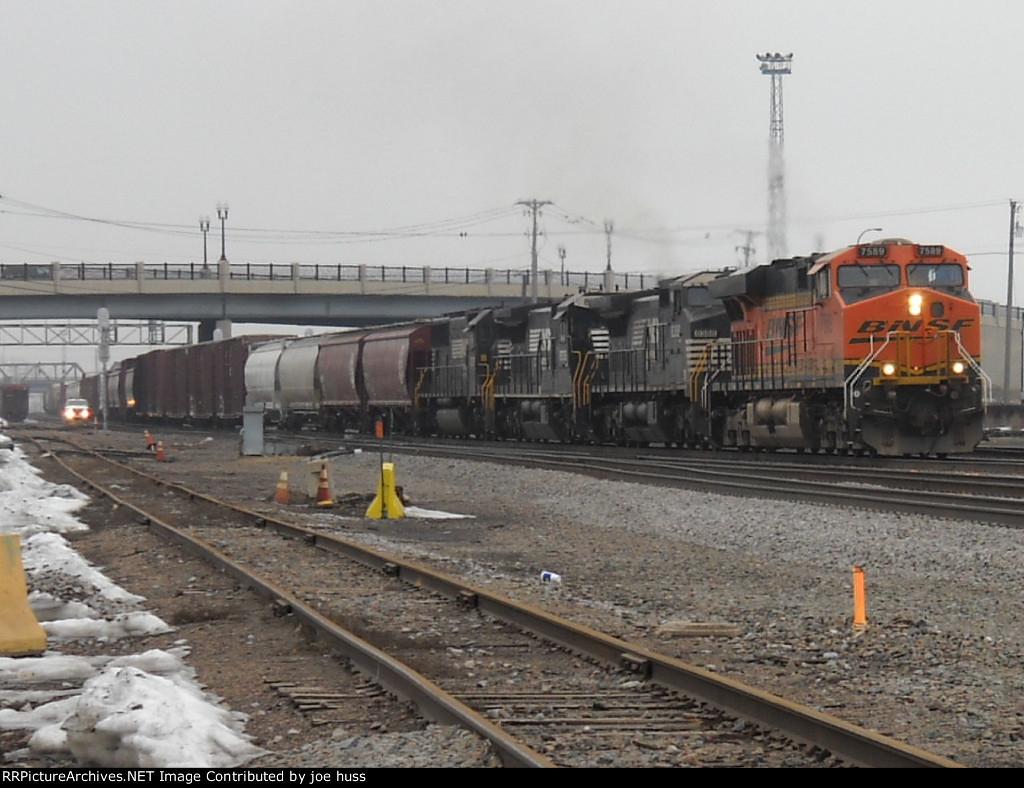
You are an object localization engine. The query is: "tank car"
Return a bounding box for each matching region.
[703,239,986,456]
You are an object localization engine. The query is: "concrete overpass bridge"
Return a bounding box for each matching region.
[0,260,656,340]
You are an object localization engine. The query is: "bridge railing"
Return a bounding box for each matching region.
[0,261,657,293]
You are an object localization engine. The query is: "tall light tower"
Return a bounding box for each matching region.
[757,52,793,261]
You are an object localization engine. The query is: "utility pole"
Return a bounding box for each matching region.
[735,229,761,268]
[604,220,614,271]
[1004,199,1020,401]
[517,199,550,303]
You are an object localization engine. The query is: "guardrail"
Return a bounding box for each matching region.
[0,261,657,293]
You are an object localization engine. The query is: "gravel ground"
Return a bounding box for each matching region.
[9,428,1024,767]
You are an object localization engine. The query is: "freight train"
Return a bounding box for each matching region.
[47,239,988,457]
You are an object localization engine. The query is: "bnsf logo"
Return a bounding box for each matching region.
[856,319,974,333]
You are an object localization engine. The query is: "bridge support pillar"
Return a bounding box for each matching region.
[198,319,233,342]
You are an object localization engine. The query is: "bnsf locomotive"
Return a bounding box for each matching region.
[52,238,987,457]
[703,238,986,456]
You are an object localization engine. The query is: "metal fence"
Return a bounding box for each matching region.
[0,261,657,292]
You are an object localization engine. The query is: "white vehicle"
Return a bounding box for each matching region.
[63,398,92,424]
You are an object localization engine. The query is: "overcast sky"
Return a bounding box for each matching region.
[1,0,1023,310]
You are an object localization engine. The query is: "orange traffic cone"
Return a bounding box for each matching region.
[155,441,165,462]
[273,469,290,505]
[145,430,155,452]
[315,463,333,507]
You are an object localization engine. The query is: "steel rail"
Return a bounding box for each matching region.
[36,434,965,768]
[340,437,1024,528]
[29,435,555,769]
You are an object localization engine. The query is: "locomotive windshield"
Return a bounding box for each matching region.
[837,263,900,303]
[686,287,713,307]
[907,263,964,289]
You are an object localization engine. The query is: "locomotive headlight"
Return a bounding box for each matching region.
[881,362,897,377]
[952,360,966,375]
[908,292,923,316]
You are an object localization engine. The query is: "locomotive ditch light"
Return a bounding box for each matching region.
[908,292,923,316]
[881,362,897,377]
[952,361,966,375]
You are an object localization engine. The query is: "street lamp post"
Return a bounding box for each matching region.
[216,203,229,263]
[97,308,110,432]
[199,217,210,274]
[856,227,883,245]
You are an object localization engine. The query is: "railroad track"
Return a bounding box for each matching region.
[24,430,962,768]
[328,435,1024,528]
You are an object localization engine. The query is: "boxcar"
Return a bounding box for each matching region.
[0,383,29,422]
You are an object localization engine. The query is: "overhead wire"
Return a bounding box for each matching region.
[0,194,1014,262]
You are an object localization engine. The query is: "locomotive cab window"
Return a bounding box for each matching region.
[907,263,964,290]
[685,287,713,307]
[836,263,901,303]
[813,268,831,302]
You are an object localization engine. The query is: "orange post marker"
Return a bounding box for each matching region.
[155,441,166,462]
[852,566,867,630]
[375,420,384,439]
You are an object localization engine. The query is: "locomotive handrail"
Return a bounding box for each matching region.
[844,332,889,412]
[689,342,714,404]
[480,362,495,415]
[571,351,587,410]
[844,329,989,412]
[952,332,993,405]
